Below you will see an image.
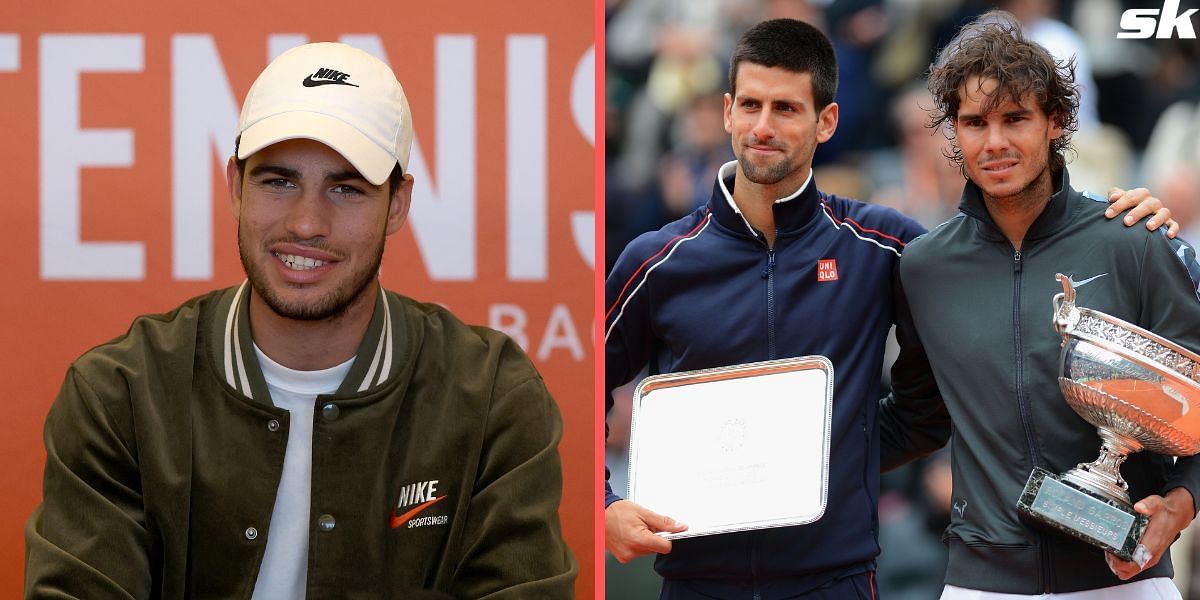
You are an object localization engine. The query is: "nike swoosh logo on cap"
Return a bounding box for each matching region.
[302,75,359,87]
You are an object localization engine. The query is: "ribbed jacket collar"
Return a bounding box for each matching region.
[208,281,409,405]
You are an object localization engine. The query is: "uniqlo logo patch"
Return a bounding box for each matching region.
[817,259,838,282]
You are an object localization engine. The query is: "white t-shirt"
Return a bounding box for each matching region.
[250,344,353,600]
[942,578,1180,599]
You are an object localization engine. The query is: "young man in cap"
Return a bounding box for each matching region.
[26,42,576,599]
[883,11,1200,598]
[605,17,1175,599]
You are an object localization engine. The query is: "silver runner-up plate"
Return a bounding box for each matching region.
[627,356,834,540]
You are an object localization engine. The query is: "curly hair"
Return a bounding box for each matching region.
[926,10,1079,173]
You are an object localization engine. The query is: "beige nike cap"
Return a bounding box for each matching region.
[236,42,413,185]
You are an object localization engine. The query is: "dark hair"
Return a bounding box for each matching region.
[729,19,838,111]
[232,135,406,197]
[927,10,1079,173]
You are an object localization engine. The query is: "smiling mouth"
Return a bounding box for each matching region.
[273,252,328,271]
[981,159,1018,172]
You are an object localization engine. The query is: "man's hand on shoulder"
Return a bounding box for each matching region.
[605,499,687,563]
[1106,487,1195,580]
[1105,187,1179,238]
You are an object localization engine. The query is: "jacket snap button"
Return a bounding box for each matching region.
[267,419,280,432]
[321,403,340,421]
[244,526,258,540]
[317,514,336,532]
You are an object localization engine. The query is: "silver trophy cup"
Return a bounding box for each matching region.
[1016,274,1200,560]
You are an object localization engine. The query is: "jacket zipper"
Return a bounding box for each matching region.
[751,540,761,599]
[752,243,776,589]
[762,249,777,360]
[1012,249,1040,467]
[1011,248,1052,591]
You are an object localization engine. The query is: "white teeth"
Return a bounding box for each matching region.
[274,252,327,271]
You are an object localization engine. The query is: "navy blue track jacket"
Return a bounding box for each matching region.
[605,161,943,590]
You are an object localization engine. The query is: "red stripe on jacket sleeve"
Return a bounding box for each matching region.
[604,211,711,321]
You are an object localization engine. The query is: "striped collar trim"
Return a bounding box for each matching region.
[222,282,258,399]
[214,281,406,404]
[354,288,396,393]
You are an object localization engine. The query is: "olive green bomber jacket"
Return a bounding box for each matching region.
[25,283,577,599]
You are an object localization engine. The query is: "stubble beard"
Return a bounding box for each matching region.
[739,154,794,185]
[238,231,385,322]
[975,150,1054,213]
[737,136,806,187]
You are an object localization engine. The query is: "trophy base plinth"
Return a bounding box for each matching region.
[1016,467,1148,562]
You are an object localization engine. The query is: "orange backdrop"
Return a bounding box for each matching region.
[0,1,596,596]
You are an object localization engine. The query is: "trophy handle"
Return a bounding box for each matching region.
[1053,273,1079,345]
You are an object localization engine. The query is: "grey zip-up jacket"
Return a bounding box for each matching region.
[880,169,1200,594]
[25,283,577,599]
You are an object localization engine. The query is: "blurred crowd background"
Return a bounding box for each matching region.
[604,0,1200,597]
